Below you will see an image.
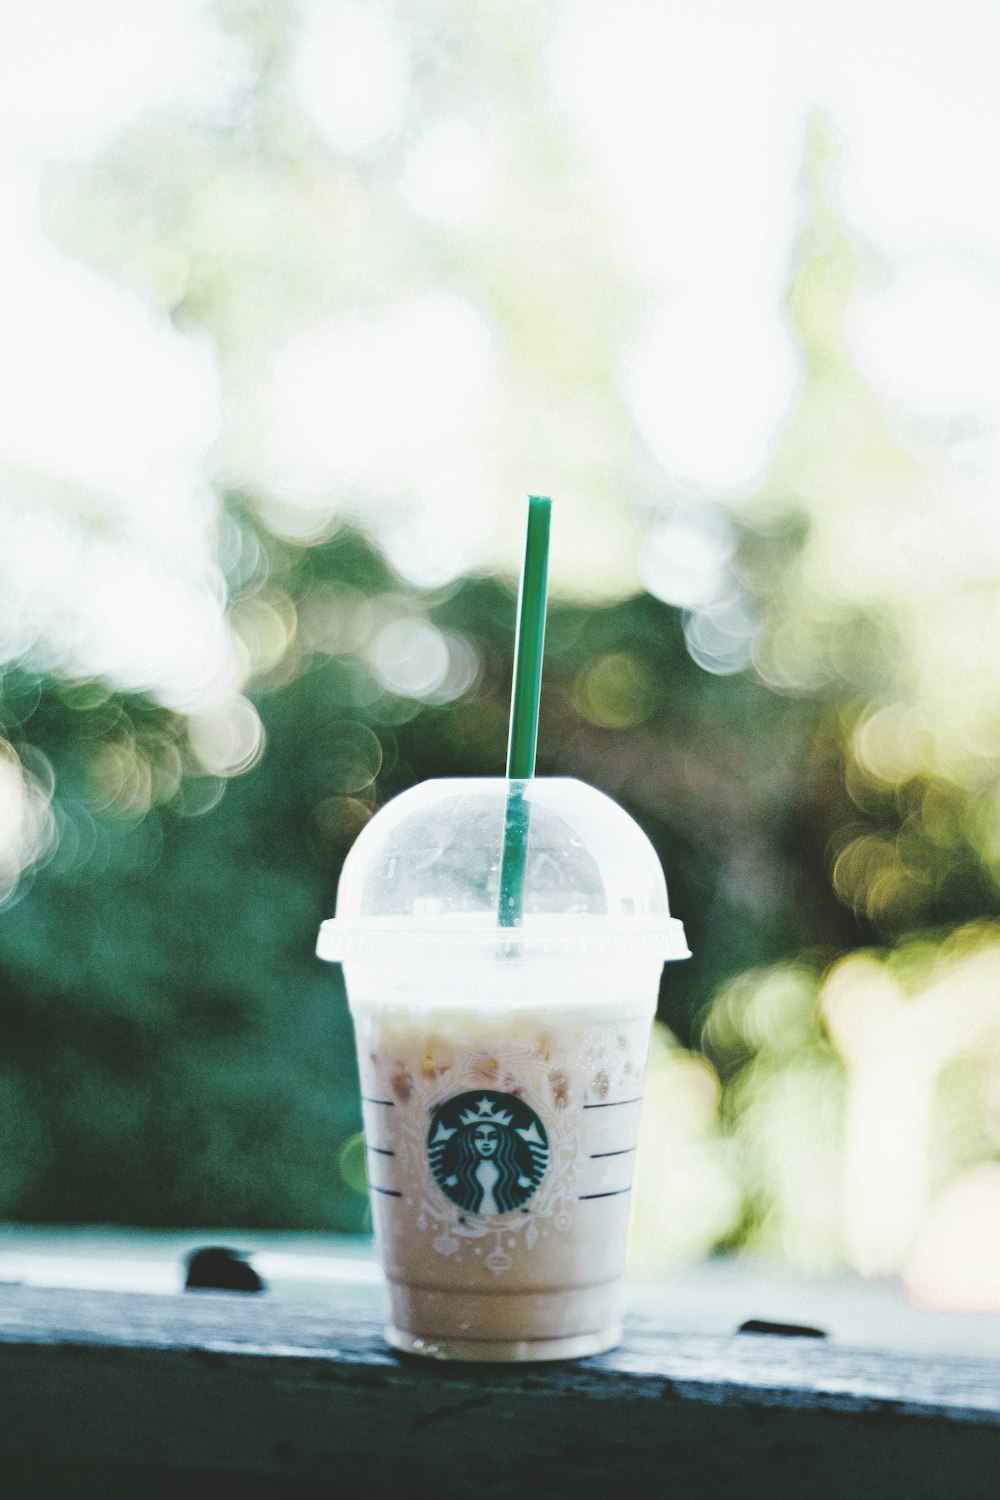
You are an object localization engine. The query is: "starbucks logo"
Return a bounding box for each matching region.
[428,1091,549,1215]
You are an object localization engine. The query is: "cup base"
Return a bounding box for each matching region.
[386,1324,621,1363]
[385,1279,624,1358]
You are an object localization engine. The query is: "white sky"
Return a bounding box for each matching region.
[552,0,1000,493]
[0,0,998,701]
[0,0,236,710]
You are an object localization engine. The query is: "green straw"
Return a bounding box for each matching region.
[499,495,551,928]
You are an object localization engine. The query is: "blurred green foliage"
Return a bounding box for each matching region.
[2,2,1000,1278]
[0,520,819,1229]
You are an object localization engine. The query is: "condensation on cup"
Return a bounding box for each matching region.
[317,776,689,1362]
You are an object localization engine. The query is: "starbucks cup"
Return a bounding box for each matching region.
[317,775,689,1362]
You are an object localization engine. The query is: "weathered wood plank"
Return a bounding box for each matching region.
[0,1284,997,1498]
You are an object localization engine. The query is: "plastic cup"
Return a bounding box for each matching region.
[317,776,689,1362]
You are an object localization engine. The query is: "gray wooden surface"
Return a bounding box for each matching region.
[2,1226,998,1356]
[0,1282,998,1499]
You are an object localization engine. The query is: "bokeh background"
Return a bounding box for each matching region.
[2,0,1000,1313]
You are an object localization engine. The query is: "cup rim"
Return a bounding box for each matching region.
[316,914,691,964]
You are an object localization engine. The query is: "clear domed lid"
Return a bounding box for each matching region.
[317,777,689,962]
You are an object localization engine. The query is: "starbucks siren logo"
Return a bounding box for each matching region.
[428,1091,548,1215]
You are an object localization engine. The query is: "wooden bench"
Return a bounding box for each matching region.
[0,1279,997,1497]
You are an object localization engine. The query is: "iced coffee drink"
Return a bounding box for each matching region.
[353,996,653,1359]
[317,777,689,1361]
